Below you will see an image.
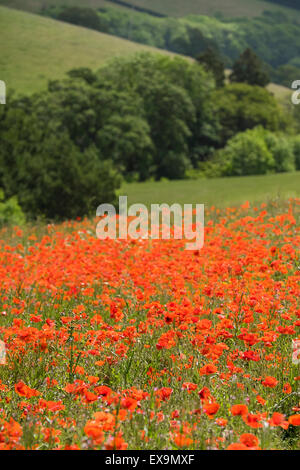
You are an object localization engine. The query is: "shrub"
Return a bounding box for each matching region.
[0,190,25,227]
[263,133,295,173]
[214,127,298,177]
[215,128,275,176]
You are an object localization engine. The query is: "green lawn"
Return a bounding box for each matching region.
[1,0,300,18]
[0,6,180,95]
[121,172,300,208]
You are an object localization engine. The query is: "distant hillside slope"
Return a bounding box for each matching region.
[107,0,300,18]
[0,1,119,14]
[1,0,300,18]
[0,6,181,94]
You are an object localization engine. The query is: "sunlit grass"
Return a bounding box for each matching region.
[0,5,179,94]
[122,172,300,208]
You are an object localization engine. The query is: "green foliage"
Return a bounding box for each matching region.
[67,67,97,85]
[97,53,219,173]
[0,92,122,220]
[0,190,25,227]
[263,133,296,173]
[215,128,275,176]
[197,47,225,87]
[96,114,154,181]
[56,6,108,32]
[273,64,300,88]
[292,136,300,170]
[212,83,287,145]
[230,48,270,87]
[0,53,219,219]
[214,127,296,177]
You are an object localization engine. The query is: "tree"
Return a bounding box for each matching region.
[98,53,219,171]
[212,83,287,145]
[197,47,225,87]
[186,27,214,57]
[0,130,121,220]
[230,48,270,87]
[57,7,107,32]
[96,115,154,181]
[0,92,122,220]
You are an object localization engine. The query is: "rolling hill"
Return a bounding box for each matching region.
[0,4,292,103]
[1,0,300,19]
[0,6,181,95]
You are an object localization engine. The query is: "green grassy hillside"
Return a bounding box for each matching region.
[0,6,179,94]
[2,0,299,18]
[122,172,300,208]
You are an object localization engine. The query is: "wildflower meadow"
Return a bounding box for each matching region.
[0,199,299,450]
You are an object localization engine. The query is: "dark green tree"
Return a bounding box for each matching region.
[98,53,219,172]
[0,92,122,220]
[57,7,107,32]
[212,83,287,145]
[67,67,97,85]
[197,47,225,87]
[96,114,154,181]
[230,48,270,87]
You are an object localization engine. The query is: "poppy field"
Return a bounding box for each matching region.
[0,199,299,450]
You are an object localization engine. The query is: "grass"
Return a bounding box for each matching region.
[267,83,293,108]
[0,6,180,95]
[121,172,300,208]
[1,0,300,19]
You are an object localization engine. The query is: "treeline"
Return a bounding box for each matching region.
[105,0,166,17]
[1,53,299,221]
[45,6,300,86]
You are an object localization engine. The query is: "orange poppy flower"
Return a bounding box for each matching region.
[231,404,248,416]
